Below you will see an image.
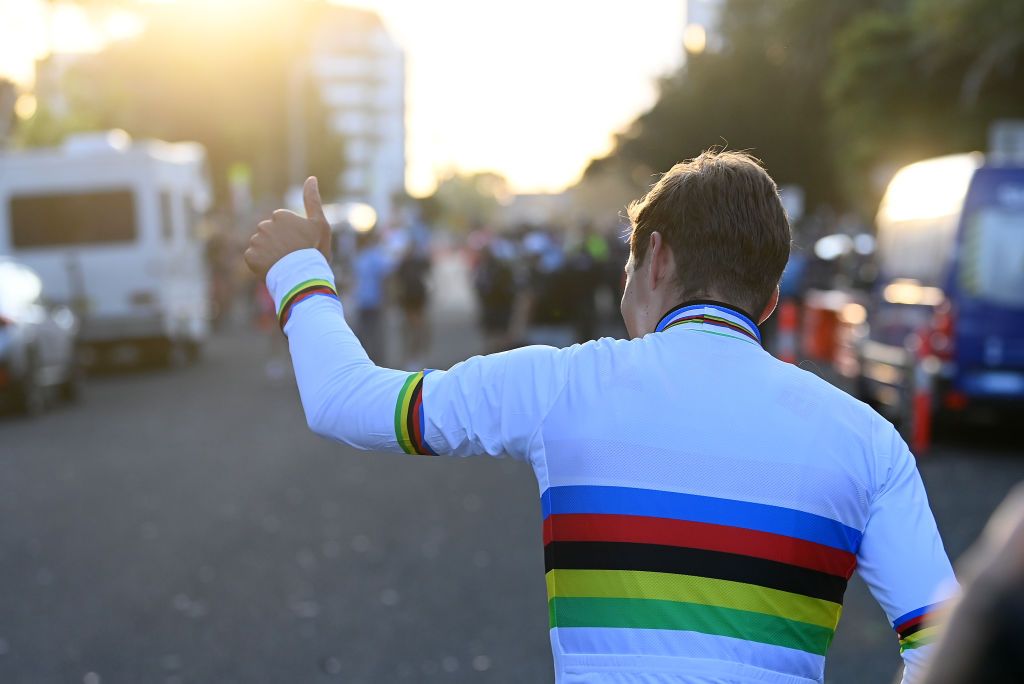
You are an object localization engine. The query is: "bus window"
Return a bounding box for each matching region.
[9,190,136,248]
[960,206,1024,307]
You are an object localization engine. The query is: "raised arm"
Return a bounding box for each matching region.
[246,178,573,460]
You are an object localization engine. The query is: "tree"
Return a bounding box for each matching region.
[827,0,1024,210]
[20,0,344,205]
[586,0,1024,216]
[587,0,874,211]
[428,171,510,232]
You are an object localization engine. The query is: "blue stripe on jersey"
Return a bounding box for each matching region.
[892,601,947,630]
[541,485,862,553]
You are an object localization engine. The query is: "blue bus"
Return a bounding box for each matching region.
[858,153,1024,424]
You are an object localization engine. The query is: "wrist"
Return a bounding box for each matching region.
[266,248,336,312]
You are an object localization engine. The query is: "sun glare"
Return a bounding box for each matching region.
[1,0,686,196]
[879,153,984,223]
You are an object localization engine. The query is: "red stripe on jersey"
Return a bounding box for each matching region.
[895,612,929,635]
[543,513,856,579]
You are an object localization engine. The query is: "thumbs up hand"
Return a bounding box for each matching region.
[303,176,333,262]
[245,177,333,278]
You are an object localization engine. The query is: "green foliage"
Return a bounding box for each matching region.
[827,0,1024,210]
[592,0,1024,215]
[428,171,510,233]
[14,101,102,148]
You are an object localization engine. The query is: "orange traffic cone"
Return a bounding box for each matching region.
[910,329,934,457]
[776,299,799,364]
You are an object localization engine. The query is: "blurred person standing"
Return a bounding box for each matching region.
[352,229,393,365]
[246,156,955,684]
[394,244,432,371]
[252,280,289,382]
[568,224,609,342]
[761,243,809,354]
[384,202,435,369]
[473,237,519,353]
[521,229,577,348]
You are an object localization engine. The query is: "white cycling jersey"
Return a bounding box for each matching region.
[268,249,957,683]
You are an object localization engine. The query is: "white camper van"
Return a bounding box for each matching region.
[0,131,212,364]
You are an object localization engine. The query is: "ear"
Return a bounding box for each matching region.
[646,231,675,293]
[758,285,780,324]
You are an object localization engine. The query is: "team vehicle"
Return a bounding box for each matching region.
[858,147,1024,425]
[0,131,213,366]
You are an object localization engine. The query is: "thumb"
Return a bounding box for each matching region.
[303,176,332,260]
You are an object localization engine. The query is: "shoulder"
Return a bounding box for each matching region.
[771,355,877,418]
[440,337,641,397]
[766,356,897,485]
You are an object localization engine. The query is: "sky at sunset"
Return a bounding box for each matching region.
[0,0,687,194]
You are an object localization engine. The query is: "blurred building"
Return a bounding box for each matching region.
[311,6,405,225]
[684,0,724,55]
[0,79,16,145]
[502,192,572,229]
[32,53,82,118]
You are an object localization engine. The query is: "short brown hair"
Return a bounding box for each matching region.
[627,150,791,316]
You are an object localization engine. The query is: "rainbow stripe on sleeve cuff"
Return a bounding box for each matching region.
[277,278,339,331]
[395,370,436,455]
[893,601,947,652]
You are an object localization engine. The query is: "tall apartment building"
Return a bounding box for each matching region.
[311,6,406,225]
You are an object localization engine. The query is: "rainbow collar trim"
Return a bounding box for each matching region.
[655,301,762,346]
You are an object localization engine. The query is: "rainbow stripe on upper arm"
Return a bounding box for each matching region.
[277,278,339,331]
[893,601,948,652]
[395,370,436,456]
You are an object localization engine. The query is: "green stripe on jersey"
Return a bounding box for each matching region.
[548,596,835,656]
[393,372,422,454]
[900,625,939,652]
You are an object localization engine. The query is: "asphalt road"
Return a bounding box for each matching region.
[2,256,1022,684]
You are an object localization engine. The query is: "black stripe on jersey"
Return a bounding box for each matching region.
[544,541,848,605]
[896,620,930,639]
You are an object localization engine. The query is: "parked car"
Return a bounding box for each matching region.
[858,151,1024,425]
[0,258,80,415]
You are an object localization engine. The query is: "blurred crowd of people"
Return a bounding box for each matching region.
[467,223,629,353]
[200,202,881,377]
[200,203,436,379]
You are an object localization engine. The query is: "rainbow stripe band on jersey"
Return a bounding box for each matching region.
[655,302,763,346]
[893,602,946,652]
[663,314,760,343]
[277,278,339,331]
[395,370,436,455]
[542,485,860,657]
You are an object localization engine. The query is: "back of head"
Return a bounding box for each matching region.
[627,149,791,316]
